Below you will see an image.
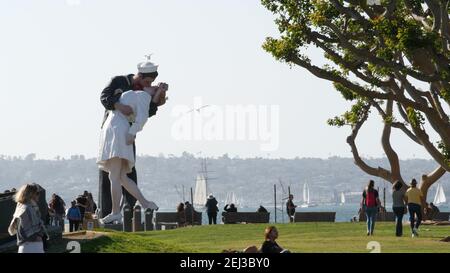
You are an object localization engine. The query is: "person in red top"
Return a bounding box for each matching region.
[360,180,381,236]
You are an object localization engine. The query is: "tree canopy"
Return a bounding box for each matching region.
[262,0,450,197]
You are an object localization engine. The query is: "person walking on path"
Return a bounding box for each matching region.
[405,179,425,237]
[392,181,407,237]
[360,180,381,236]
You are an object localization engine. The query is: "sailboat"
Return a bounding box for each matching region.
[340,192,346,206]
[225,192,240,207]
[300,182,317,208]
[433,183,447,206]
[193,174,208,210]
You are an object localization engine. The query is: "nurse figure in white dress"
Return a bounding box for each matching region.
[97,57,167,224]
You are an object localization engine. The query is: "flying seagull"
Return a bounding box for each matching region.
[185,105,211,114]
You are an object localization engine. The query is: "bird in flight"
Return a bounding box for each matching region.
[186,105,211,114]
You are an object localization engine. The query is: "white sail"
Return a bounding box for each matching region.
[340,192,346,204]
[231,192,239,206]
[300,182,310,208]
[224,192,230,205]
[434,184,447,205]
[225,192,240,207]
[303,183,310,204]
[439,185,447,204]
[193,174,207,208]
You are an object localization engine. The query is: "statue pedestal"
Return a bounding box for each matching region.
[102,223,123,232]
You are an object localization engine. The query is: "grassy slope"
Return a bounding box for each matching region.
[74,223,450,253]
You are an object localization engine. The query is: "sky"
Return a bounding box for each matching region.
[0,0,434,160]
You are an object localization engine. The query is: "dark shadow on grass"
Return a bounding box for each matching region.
[79,236,116,253]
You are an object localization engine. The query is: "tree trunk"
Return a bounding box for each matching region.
[418,167,446,219]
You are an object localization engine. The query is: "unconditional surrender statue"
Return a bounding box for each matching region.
[97,55,168,223]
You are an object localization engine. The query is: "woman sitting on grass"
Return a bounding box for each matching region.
[261,226,290,253]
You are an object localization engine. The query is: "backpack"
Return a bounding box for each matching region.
[365,190,377,207]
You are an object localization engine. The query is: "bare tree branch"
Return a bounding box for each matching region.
[346,104,393,181]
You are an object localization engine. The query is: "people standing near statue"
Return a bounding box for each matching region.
[76,194,88,228]
[67,200,82,232]
[286,194,296,223]
[86,192,97,214]
[205,194,219,225]
[48,193,66,228]
[8,184,48,253]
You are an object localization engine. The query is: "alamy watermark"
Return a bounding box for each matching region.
[366,241,381,253]
[171,97,280,152]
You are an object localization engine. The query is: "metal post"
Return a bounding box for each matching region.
[274,184,277,223]
[133,204,143,232]
[144,208,154,231]
[123,204,132,232]
[190,187,194,225]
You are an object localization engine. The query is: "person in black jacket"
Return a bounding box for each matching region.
[286,194,297,223]
[98,55,168,218]
[261,226,290,253]
[224,203,237,212]
[205,194,219,225]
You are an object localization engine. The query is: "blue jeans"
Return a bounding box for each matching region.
[393,207,405,236]
[365,207,378,234]
[408,203,422,230]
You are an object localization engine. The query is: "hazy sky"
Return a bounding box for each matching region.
[0,0,433,160]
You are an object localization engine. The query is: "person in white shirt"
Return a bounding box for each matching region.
[97,58,167,224]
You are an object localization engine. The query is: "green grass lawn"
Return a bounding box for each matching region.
[57,222,450,253]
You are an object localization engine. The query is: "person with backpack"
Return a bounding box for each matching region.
[49,194,66,228]
[75,194,88,227]
[67,201,81,232]
[360,180,381,236]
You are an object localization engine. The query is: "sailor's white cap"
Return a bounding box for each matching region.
[137,54,158,73]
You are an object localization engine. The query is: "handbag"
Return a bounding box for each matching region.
[42,233,49,251]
